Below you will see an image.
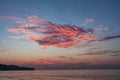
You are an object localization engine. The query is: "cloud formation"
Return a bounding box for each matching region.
[2,15,119,48]
[5,16,97,48]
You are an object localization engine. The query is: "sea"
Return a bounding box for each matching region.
[0,70,120,80]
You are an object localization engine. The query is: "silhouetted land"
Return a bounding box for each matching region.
[0,64,35,71]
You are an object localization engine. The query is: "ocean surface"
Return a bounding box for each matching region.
[0,70,120,80]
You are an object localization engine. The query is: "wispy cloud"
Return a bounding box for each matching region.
[0,16,22,21]
[3,16,97,48]
[58,56,74,60]
[82,18,94,26]
[37,59,56,64]
[58,56,67,58]
[9,35,24,38]
[109,53,120,56]
[0,49,12,53]
[3,39,7,43]
[78,50,120,56]
[85,18,94,23]
[95,25,109,31]
[69,58,74,60]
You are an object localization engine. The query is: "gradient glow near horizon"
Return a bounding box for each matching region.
[0,0,120,68]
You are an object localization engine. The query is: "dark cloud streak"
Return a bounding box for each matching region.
[78,50,120,56]
[99,34,120,41]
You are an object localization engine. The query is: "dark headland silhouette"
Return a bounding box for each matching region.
[0,64,35,71]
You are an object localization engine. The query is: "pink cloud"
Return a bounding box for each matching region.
[9,35,24,38]
[4,16,97,48]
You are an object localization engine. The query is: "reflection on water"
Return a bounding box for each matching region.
[0,70,120,80]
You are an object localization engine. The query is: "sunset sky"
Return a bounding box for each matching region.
[0,0,120,69]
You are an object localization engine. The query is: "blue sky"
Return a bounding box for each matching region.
[0,0,120,68]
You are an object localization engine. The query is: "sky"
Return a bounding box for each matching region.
[0,0,120,69]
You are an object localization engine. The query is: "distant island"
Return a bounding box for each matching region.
[0,64,35,71]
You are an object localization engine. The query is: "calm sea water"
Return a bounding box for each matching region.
[0,70,120,80]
